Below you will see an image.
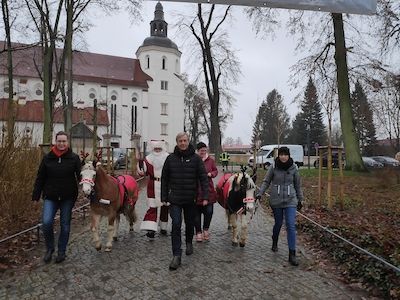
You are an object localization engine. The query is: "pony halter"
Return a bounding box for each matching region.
[80,178,95,186]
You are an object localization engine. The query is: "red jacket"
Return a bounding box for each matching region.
[197,155,218,204]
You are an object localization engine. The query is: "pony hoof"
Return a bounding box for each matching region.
[129,228,134,232]
[239,243,246,248]
[227,225,232,230]
[232,241,238,247]
[105,247,112,252]
[95,245,102,251]
[113,237,118,241]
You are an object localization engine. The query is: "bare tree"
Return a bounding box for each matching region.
[175,4,240,158]
[184,79,208,146]
[1,0,16,145]
[247,8,367,171]
[371,74,400,152]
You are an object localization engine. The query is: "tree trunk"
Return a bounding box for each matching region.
[92,99,98,157]
[332,13,366,172]
[65,0,73,134]
[2,0,15,146]
[42,44,53,145]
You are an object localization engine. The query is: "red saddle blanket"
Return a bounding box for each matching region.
[216,173,233,209]
[112,175,138,207]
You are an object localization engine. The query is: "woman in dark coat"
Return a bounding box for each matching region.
[194,142,218,242]
[256,146,304,266]
[32,131,81,263]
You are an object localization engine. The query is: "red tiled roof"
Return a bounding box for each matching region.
[0,99,109,125]
[0,41,152,88]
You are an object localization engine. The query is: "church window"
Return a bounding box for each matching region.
[3,81,9,93]
[111,94,117,101]
[162,57,167,70]
[131,105,137,135]
[161,103,168,115]
[146,55,150,69]
[161,123,168,135]
[161,81,168,90]
[132,97,138,103]
[35,89,42,96]
[89,92,96,99]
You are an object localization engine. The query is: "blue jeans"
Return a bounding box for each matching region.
[42,199,75,254]
[194,203,214,233]
[272,207,297,251]
[169,203,195,256]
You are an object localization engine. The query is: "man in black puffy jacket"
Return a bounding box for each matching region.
[161,132,208,270]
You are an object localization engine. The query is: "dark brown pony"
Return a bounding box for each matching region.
[80,160,138,252]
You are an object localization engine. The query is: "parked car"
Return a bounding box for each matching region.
[314,151,345,169]
[248,144,304,169]
[362,157,384,169]
[371,156,400,168]
[102,148,130,170]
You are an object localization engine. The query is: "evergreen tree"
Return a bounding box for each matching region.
[350,81,376,155]
[252,89,290,146]
[287,78,327,154]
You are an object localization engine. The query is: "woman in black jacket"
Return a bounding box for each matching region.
[32,131,81,263]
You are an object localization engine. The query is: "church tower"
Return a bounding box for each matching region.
[136,2,184,152]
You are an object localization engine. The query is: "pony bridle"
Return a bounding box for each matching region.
[80,166,96,195]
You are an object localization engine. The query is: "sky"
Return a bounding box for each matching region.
[84,1,305,145]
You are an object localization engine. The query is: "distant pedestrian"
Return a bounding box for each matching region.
[32,131,81,264]
[256,146,304,266]
[194,142,218,242]
[161,132,209,270]
[219,151,230,172]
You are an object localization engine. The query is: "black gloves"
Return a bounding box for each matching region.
[297,201,303,211]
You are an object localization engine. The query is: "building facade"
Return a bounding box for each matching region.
[0,2,184,153]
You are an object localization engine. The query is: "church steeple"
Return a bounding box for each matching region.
[150,2,168,38]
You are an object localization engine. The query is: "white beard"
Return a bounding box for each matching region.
[147,151,168,177]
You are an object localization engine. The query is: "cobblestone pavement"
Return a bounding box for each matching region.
[0,167,368,299]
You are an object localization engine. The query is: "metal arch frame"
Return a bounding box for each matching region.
[153,0,377,15]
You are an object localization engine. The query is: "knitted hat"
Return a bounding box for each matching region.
[278,146,290,156]
[196,142,207,150]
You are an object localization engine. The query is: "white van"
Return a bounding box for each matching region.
[248,144,304,169]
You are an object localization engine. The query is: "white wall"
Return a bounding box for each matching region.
[136,46,185,152]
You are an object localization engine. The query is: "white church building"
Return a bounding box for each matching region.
[0,2,184,153]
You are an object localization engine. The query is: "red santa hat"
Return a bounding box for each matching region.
[150,140,166,151]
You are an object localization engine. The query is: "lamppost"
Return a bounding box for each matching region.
[306,124,311,169]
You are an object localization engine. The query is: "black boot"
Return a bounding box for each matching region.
[289,249,299,266]
[43,249,54,263]
[169,256,181,270]
[185,242,193,255]
[146,231,155,239]
[55,252,66,264]
[271,236,278,252]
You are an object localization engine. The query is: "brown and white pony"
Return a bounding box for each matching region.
[80,160,138,252]
[216,166,256,247]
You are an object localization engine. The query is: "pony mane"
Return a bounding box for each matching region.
[238,172,256,190]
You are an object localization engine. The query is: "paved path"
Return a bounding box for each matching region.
[0,167,367,299]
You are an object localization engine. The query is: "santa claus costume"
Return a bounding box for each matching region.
[139,140,170,237]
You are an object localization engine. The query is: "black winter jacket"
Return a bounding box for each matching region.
[32,148,81,202]
[161,144,208,205]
